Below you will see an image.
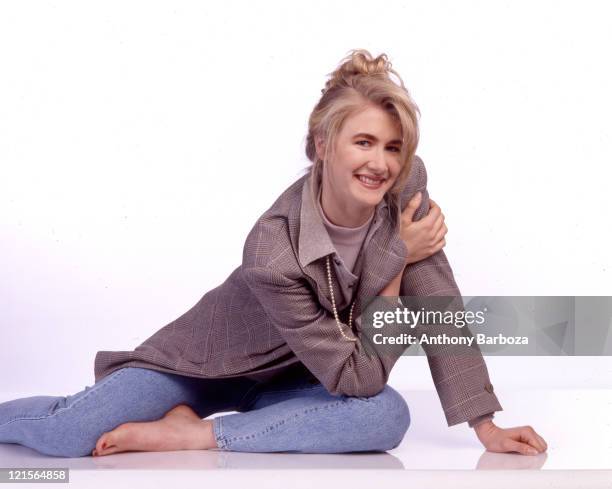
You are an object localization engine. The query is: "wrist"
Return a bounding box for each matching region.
[473,419,496,435]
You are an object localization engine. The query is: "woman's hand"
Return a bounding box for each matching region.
[399,192,448,265]
[474,420,548,455]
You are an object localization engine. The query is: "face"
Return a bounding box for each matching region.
[316,104,403,224]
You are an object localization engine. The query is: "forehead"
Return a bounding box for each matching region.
[340,105,401,139]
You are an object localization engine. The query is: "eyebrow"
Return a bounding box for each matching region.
[352,133,402,145]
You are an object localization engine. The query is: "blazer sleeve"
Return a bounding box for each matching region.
[399,156,503,426]
[242,266,404,398]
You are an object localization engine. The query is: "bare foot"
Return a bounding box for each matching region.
[92,404,217,457]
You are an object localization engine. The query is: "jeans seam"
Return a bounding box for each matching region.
[0,368,129,428]
[239,384,323,412]
[221,397,364,447]
[246,384,321,401]
[213,417,227,450]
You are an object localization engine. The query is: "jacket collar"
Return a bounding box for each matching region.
[294,172,408,314]
[298,172,392,268]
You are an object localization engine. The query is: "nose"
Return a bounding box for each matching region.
[366,148,389,175]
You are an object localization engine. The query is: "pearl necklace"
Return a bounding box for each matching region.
[325,255,357,342]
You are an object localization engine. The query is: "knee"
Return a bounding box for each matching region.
[362,385,411,450]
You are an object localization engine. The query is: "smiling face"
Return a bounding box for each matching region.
[315,103,403,227]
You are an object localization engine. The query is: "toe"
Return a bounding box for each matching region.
[95,432,114,454]
[95,435,106,454]
[98,444,122,456]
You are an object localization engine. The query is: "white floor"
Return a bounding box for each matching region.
[1,387,611,488]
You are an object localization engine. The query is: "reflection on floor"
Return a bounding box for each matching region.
[1,388,611,487]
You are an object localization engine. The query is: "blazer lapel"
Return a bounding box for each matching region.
[289,173,408,316]
[303,262,335,311]
[287,176,336,312]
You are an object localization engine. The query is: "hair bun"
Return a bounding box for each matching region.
[321,49,395,94]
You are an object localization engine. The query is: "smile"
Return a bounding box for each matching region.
[354,175,385,189]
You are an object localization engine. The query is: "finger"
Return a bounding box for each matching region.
[536,433,548,451]
[521,426,547,451]
[422,213,444,242]
[408,196,439,229]
[402,191,423,222]
[520,426,544,452]
[522,427,547,452]
[426,238,446,258]
[430,212,445,234]
[503,438,539,456]
[422,199,441,224]
[433,223,448,244]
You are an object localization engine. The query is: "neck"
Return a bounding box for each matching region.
[319,181,375,228]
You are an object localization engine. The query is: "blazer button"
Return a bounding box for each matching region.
[485,382,494,394]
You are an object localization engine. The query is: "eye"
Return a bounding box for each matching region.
[356,140,400,152]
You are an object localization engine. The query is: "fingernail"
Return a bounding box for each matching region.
[528,448,538,455]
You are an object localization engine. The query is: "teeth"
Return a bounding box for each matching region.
[357,175,383,186]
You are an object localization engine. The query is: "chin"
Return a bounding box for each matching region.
[350,190,384,210]
[351,180,386,204]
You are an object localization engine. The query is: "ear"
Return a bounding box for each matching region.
[314,134,327,162]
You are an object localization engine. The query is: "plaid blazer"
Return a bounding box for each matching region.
[94,155,503,427]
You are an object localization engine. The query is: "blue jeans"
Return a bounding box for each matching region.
[0,367,410,458]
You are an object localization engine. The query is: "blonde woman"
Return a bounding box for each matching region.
[0,49,546,457]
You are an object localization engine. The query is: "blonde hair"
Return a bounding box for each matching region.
[304,49,420,211]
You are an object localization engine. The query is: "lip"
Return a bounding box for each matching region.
[354,174,385,189]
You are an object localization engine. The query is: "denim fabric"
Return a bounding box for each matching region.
[0,367,410,458]
[214,372,411,453]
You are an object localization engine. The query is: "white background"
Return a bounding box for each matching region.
[1,0,611,395]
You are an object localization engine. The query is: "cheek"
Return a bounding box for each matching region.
[390,161,403,177]
[387,166,402,187]
[327,164,352,186]
[340,148,362,167]
[335,158,361,177]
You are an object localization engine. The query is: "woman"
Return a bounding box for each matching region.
[0,49,546,458]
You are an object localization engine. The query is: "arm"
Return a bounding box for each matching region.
[400,158,548,455]
[243,265,411,398]
[398,156,503,427]
[379,262,406,298]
